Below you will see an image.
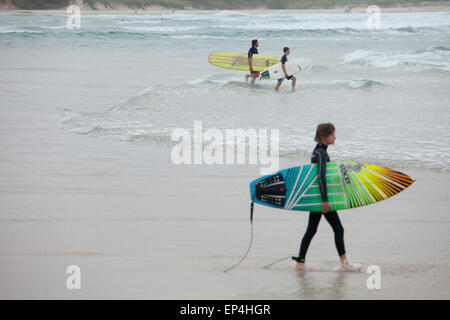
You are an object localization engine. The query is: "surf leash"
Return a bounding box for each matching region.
[223,201,254,273]
[262,256,291,269]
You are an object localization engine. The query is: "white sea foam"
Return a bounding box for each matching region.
[343,47,450,71]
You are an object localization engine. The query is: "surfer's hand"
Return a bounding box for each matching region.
[285,73,289,78]
[322,202,331,213]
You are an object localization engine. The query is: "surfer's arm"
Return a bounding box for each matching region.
[315,150,328,202]
[248,57,253,72]
[282,64,288,77]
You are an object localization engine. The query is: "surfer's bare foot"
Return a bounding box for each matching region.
[340,260,362,272]
[294,262,306,271]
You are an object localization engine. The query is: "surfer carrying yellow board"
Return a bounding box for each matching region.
[245,39,260,84]
[292,123,361,271]
[275,47,296,91]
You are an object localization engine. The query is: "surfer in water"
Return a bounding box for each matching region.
[274,47,296,91]
[292,123,361,271]
[245,39,259,84]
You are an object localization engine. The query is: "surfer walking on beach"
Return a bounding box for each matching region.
[245,39,260,84]
[292,123,361,271]
[274,47,296,91]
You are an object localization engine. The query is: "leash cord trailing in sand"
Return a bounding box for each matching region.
[223,202,254,273]
[262,256,291,269]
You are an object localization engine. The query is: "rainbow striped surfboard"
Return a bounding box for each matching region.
[250,162,414,212]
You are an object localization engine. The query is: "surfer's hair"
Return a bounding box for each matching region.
[252,39,258,46]
[283,47,289,53]
[315,123,335,143]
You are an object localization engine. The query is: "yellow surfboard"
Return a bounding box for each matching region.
[208,52,280,71]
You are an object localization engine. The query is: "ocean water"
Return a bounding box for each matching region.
[1,11,450,171]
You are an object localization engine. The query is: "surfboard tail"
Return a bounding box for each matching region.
[260,70,270,79]
[250,173,287,208]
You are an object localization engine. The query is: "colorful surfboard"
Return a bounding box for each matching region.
[260,58,313,80]
[250,162,414,212]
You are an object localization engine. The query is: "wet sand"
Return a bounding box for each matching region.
[1,137,449,298]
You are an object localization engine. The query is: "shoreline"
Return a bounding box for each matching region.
[2,4,450,15]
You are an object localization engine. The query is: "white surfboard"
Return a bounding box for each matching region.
[260,58,313,80]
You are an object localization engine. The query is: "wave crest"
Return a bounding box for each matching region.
[343,47,450,71]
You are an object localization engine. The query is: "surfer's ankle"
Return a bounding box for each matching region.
[340,260,362,271]
[294,262,306,271]
[292,256,306,270]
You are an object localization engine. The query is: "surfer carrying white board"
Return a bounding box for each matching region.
[292,123,361,271]
[274,47,296,91]
[245,39,260,84]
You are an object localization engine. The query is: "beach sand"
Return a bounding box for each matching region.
[0,21,449,299]
[1,126,449,299]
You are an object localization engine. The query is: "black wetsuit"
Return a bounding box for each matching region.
[248,47,259,75]
[248,47,258,58]
[292,144,346,264]
[278,54,293,83]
